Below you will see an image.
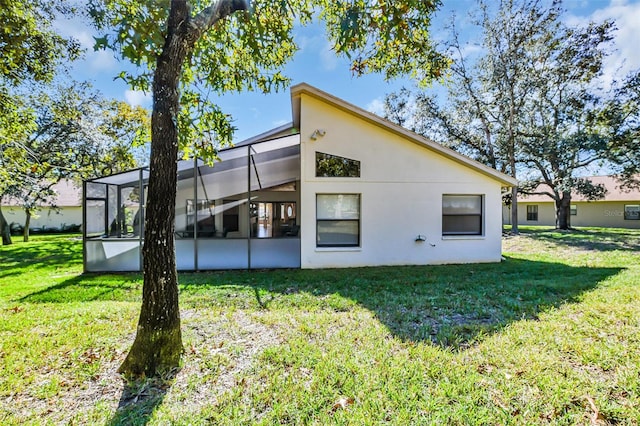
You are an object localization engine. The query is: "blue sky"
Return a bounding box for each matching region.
[57,0,640,143]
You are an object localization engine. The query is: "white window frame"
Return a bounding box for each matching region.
[316,194,360,247]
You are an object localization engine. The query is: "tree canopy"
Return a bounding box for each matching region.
[90,0,449,157]
[1,82,150,242]
[383,0,640,230]
[0,0,83,244]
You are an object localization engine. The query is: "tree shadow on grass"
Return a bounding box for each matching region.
[519,227,640,252]
[0,238,82,276]
[17,273,141,303]
[16,258,624,350]
[108,372,177,426]
[178,257,625,349]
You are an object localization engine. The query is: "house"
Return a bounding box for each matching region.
[504,176,640,229]
[1,180,83,232]
[83,83,516,272]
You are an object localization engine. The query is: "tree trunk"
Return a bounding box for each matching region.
[555,192,571,230]
[508,152,519,234]
[510,185,519,235]
[0,204,12,245]
[117,0,250,378]
[118,9,191,378]
[23,209,31,242]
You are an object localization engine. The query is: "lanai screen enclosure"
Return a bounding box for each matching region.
[83,134,301,272]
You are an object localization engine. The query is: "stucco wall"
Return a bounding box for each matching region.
[512,201,640,228]
[1,206,82,230]
[298,94,505,268]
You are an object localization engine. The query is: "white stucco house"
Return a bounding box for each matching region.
[504,176,640,229]
[2,180,83,232]
[83,83,516,272]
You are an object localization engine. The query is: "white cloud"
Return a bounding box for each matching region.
[89,50,118,72]
[319,41,338,71]
[366,97,385,116]
[567,0,640,87]
[54,17,119,72]
[124,90,151,106]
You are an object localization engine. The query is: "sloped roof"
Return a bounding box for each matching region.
[290,83,517,187]
[520,176,640,202]
[2,179,81,207]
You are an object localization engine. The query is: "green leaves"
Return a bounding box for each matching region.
[0,1,80,86]
[89,0,448,152]
[1,82,150,218]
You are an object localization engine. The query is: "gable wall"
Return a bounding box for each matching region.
[298,94,505,268]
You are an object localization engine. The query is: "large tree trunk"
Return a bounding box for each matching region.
[23,209,31,242]
[555,192,572,230]
[118,0,250,378]
[0,203,12,245]
[118,7,190,378]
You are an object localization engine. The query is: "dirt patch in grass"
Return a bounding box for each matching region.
[2,310,283,425]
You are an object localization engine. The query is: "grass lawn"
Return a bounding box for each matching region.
[1,227,639,425]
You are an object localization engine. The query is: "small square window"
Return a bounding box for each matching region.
[624,204,640,220]
[570,204,577,216]
[526,205,538,221]
[442,195,483,236]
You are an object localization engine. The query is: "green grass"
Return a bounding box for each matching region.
[1,228,639,425]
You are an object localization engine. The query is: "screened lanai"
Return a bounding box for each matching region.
[83,134,301,272]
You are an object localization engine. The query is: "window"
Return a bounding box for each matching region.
[442,195,483,236]
[570,204,577,216]
[222,200,239,233]
[186,199,215,237]
[624,204,640,220]
[250,202,297,238]
[315,152,360,177]
[316,194,360,246]
[526,205,538,221]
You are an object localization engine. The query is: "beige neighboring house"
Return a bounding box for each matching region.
[84,83,516,272]
[1,180,83,230]
[504,176,640,229]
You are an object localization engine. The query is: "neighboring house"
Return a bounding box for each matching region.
[1,180,83,231]
[504,176,640,228]
[83,83,516,272]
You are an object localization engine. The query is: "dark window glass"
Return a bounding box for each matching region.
[624,204,640,220]
[526,205,538,221]
[315,152,360,177]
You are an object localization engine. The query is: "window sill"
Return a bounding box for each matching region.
[441,235,485,241]
[315,247,362,252]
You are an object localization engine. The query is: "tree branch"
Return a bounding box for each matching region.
[188,0,250,39]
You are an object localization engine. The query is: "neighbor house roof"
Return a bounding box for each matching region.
[290,83,518,187]
[520,176,640,202]
[2,179,81,207]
